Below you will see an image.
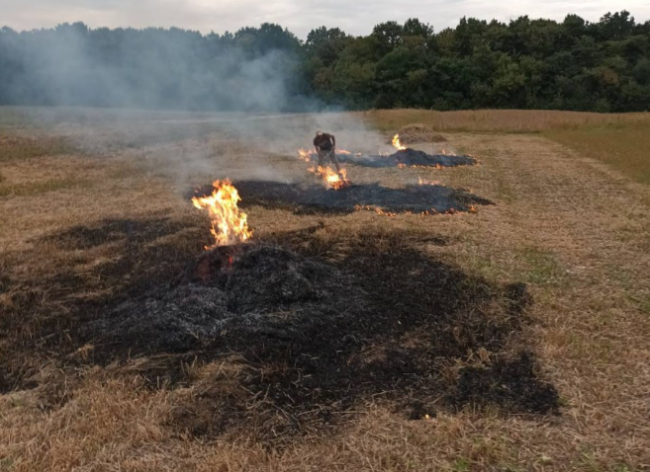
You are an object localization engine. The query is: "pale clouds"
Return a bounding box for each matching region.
[1,0,648,37]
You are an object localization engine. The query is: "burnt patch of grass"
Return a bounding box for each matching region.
[0,226,559,441]
[0,217,208,381]
[194,180,492,216]
[453,352,559,413]
[161,233,556,440]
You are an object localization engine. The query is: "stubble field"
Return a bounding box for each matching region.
[0,108,649,472]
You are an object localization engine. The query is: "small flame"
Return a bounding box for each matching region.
[297,148,359,160]
[418,177,443,186]
[439,149,458,156]
[308,165,351,190]
[375,208,397,217]
[392,134,407,151]
[298,148,351,190]
[298,148,314,162]
[192,180,252,249]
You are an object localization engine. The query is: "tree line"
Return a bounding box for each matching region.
[1,11,649,112]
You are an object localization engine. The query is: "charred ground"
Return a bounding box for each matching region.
[338,149,477,168]
[193,180,493,215]
[1,217,558,442]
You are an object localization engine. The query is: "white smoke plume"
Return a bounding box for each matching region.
[1,23,387,189]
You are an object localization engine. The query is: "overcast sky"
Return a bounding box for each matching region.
[2,0,649,38]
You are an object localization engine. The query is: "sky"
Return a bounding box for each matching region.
[2,0,649,38]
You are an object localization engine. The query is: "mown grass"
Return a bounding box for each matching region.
[360,109,650,186]
[544,123,650,185]
[518,247,566,287]
[0,177,91,198]
[0,135,76,161]
[0,106,225,153]
[0,107,36,131]
[359,108,650,134]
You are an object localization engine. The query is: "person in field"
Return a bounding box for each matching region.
[313,131,342,175]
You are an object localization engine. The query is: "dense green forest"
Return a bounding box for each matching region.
[1,11,649,112]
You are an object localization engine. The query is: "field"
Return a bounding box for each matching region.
[1,108,649,472]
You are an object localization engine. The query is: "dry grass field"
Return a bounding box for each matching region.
[361,108,650,133]
[362,109,650,186]
[1,108,649,471]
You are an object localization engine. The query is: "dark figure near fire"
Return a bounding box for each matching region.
[313,131,342,175]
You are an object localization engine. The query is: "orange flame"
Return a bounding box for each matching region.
[192,180,252,249]
[297,148,358,161]
[392,134,407,151]
[298,148,352,190]
[418,177,444,186]
[308,165,351,190]
[298,148,314,162]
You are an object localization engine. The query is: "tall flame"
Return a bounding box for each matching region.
[192,179,252,249]
[392,134,407,151]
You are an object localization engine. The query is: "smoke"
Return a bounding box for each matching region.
[12,108,390,192]
[0,23,307,112]
[1,23,387,190]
